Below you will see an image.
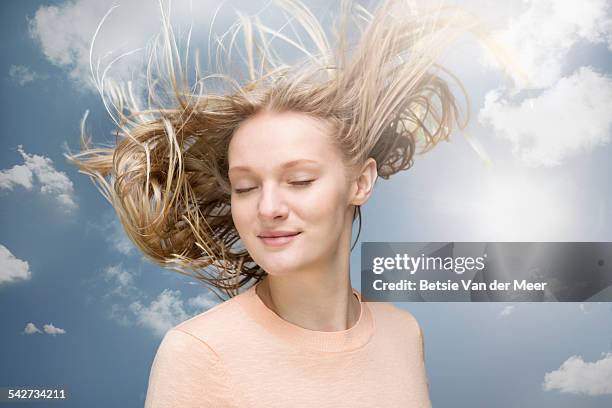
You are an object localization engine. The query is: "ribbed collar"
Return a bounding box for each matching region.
[235,282,374,353]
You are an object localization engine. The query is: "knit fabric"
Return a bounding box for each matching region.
[144,283,431,407]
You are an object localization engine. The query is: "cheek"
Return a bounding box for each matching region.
[299,179,349,232]
[230,198,250,238]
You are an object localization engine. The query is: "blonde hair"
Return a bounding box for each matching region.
[65,0,515,300]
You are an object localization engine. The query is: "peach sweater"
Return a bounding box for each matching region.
[144,284,431,407]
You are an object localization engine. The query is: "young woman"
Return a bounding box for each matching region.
[66,0,511,406]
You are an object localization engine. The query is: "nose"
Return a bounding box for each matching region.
[257,183,288,220]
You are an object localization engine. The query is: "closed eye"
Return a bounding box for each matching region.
[290,179,315,187]
[233,180,315,194]
[233,187,255,194]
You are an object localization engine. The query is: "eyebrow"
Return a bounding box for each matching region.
[228,159,319,175]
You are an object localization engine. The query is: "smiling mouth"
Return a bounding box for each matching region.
[258,232,302,246]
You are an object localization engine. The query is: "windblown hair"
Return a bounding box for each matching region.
[65,0,514,300]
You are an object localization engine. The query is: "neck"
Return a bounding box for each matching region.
[254,217,361,332]
[256,275,361,332]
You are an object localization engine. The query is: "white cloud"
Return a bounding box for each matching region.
[480,0,612,89]
[86,212,136,255]
[27,0,312,95]
[0,163,33,190]
[105,264,133,288]
[479,66,612,167]
[108,303,132,327]
[187,292,220,312]
[123,288,219,337]
[475,0,612,167]
[0,244,32,285]
[104,263,141,297]
[0,145,77,213]
[499,305,515,317]
[23,322,67,336]
[43,323,67,336]
[543,352,612,396]
[23,322,42,335]
[108,218,135,255]
[129,289,191,337]
[8,65,48,85]
[27,0,220,91]
[27,0,134,89]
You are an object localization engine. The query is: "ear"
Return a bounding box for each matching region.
[349,158,378,206]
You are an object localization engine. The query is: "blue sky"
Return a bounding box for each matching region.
[1,0,611,407]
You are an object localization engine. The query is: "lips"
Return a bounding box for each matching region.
[258,231,301,238]
[258,231,302,247]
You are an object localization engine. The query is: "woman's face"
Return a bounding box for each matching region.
[228,110,355,277]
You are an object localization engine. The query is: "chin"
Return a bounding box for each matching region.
[255,254,306,277]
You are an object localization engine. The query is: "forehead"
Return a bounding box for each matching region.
[228,111,339,172]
